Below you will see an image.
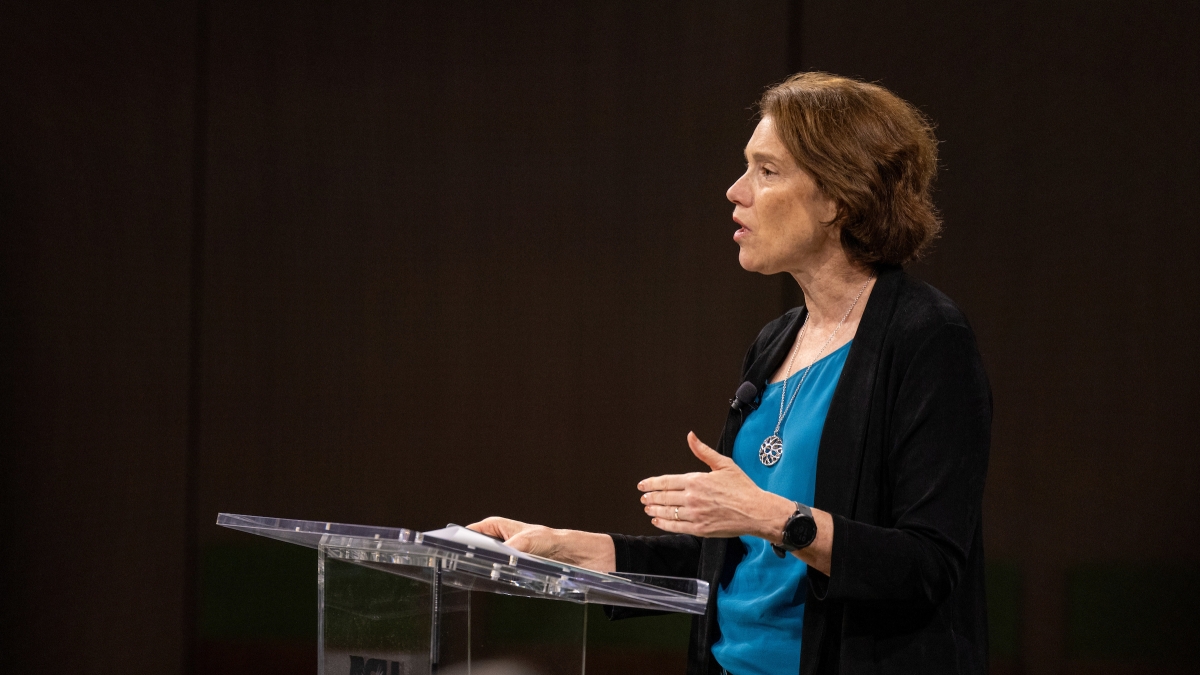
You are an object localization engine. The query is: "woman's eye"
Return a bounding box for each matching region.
[760,166,776,177]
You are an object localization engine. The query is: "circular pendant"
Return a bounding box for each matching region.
[759,435,783,466]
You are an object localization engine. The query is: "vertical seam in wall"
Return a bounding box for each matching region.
[184,0,210,672]
[782,0,805,314]
[787,0,804,74]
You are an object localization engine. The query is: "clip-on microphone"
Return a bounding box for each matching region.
[730,381,759,412]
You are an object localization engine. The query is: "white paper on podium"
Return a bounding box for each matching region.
[422,524,523,558]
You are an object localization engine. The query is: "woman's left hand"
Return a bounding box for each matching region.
[639,432,795,540]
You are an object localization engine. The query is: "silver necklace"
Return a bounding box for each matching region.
[758,277,873,466]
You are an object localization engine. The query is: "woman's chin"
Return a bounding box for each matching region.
[737,251,776,275]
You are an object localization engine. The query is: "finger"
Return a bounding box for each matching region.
[466,516,522,540]
[649,515,693,534]
[638,474,690,492]
[465,517,503,537]
[643,504,686,521]
[641,490,686,507]
[503,529,541,553]
[688,431,733,470]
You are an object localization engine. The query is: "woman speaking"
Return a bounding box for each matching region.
[471,72,991,675]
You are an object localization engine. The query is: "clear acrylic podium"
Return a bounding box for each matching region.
[217,514,708,675]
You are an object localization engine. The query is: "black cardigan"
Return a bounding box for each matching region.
[608,266,992,675]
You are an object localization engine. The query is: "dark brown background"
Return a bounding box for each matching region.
[2,1,1196,674]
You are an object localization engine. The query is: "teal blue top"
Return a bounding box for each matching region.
[711,340,851,675]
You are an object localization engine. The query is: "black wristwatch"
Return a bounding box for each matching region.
[771,502,817,558]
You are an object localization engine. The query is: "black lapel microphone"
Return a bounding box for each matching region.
[730,381,759,412]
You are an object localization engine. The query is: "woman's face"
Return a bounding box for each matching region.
[727,116,840,276]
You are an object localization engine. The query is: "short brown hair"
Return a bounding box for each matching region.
[759,72,941,267]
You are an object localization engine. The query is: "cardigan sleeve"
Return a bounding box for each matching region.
[609,533,703,578]
[603,533,703,620]
[810,322,991,608]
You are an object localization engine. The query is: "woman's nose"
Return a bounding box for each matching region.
[727,172,750,205]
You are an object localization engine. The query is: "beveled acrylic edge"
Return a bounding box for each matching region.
[217,513,709,614]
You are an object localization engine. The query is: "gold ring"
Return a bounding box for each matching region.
[673,507,680,521]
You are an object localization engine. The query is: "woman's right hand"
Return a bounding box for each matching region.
[466,517,558,558]
[467,517,617,573]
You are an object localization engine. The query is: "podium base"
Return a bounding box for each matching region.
[320,552,588,675]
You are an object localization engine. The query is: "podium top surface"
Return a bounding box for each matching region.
[218,513,709,615]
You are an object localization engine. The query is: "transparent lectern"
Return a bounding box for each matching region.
[217,514,708,675]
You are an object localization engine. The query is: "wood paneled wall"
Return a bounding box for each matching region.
[194,1,790,542]
[3,2,1197,674]
[0,2,197,672]
[800,2,1200,671]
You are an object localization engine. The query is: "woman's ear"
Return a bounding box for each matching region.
[818,195,841,228]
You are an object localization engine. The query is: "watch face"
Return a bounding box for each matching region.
[784,513,817,549]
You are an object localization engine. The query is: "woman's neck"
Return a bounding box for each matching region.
[790,255,875,328]
[768,256,876,384]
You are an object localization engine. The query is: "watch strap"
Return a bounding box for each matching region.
[771,501,815,558]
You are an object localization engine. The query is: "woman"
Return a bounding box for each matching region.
[471,72,991,675]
